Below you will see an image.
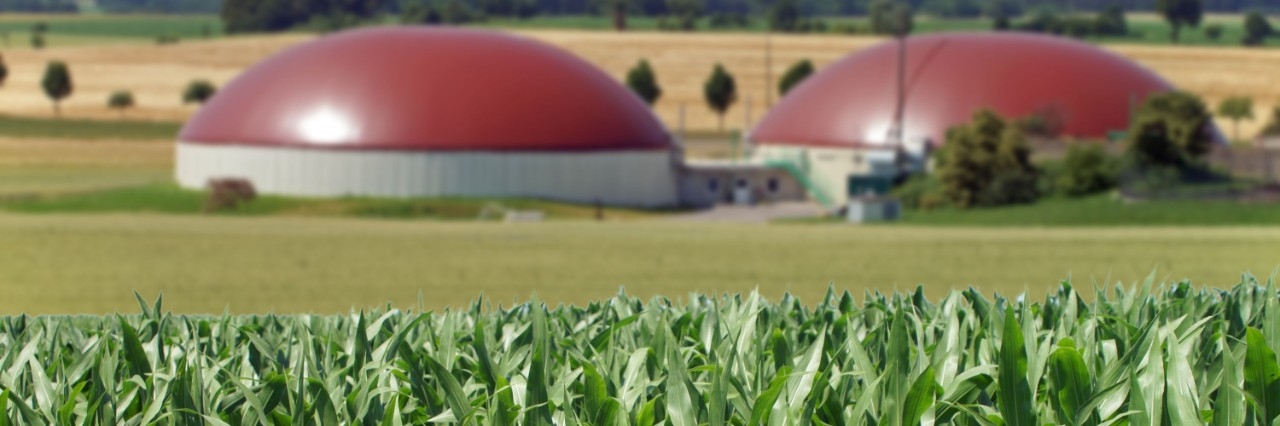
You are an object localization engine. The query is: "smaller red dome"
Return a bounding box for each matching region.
[180,27,670,152]
[752,33,1178,148]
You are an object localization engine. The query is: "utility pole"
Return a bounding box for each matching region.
[764,30,773,109]
[887,2,909,149]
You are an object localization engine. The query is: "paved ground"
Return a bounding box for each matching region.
[671,201,828,223]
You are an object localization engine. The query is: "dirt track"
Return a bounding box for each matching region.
[1,30,1276,137]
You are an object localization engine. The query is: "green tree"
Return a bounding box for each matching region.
[401,1,442,24]
[1216,96,1254,142]
[984,0,1022,20]
[769,0,801,32]
[107,90,135,118]
[625,59,661,106]
[777,59,813,97]
[665,0,703,30]
[992,10,1011,30]
[183,79,217,104]
[870,0,912,36]
[41,60,72,117]
[1095,3,1127,36]
[1242,11,1273,46]
[1126,91,1212,171]
[703,63,736,132]
[1155,0,1202,44]
[938,109,1038,208]
[609,0,628,31]
[1056,143,1120,197]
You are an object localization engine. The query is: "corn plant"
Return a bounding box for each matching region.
[2,273,1280,425]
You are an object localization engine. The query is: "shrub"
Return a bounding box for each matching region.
[938,109,1039,208]
[1203,23,1223,40]
[1056,143,1121,196]
[107,90,135,118]
[155,34,180,44]
[777,59,814,96]
[1125,91,1212,171]
[183,79,217,104]
[892,173,946,210]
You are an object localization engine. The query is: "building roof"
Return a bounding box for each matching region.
[180,27,670,152]
[751,32,1178,149]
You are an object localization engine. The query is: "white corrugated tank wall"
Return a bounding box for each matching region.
[176,143,681,208]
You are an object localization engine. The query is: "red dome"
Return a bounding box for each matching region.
[180,27,670,151]
[752,33,1175,148]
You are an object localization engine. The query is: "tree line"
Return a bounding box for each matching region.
[0,0,222,13]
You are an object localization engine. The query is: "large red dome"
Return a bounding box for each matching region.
[752,33,1175,148]
[180,27,670,151]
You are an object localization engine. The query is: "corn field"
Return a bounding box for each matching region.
[3,275,1280,425]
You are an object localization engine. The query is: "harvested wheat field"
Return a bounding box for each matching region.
[1,29,1277,136]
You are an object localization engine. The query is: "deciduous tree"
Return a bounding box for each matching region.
[41,60,72,117]
[703,63,736,132]
[1243,11,1273,46]
[1216,96,1254,142]
[625,59,661,106]
[1155,0,1202,44]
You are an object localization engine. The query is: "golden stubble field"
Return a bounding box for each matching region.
[1,29,1278,136]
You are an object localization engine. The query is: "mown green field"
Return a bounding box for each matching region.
[0,212,1276,314]
[0,116,182,141]
[0,14,221,42]
[899,195,1280,226]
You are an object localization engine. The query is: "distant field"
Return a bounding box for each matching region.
[0,115,181,140]
[0,14,221,44]
[0,213,1276,314]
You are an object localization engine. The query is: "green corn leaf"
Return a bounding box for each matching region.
[998,306,1035,426]
[1047,338,1095,426]
[1213,336,1244,426]
[424,355,475,426]
[1245,327,1280,424]
[902,366,937,425]
[749,368,790,426]
[117,316,151,378]
[524,304,553,426]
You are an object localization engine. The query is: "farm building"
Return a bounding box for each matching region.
[176,27,681,208]
[749,32,1183,206]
